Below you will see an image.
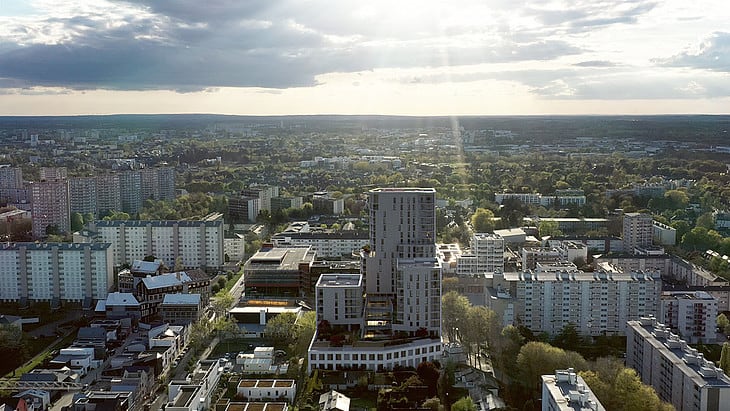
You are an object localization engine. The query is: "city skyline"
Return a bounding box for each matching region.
[0,0,729,116]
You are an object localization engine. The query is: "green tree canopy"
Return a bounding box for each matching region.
[441,291,471,343]
[470,208,495,232]
[451,396,477,411]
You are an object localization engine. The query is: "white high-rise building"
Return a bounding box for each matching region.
[0,242,114,306]
[660,291,718,344]
[484,262,662,335]
[627,317,730,411]
[308,188,443,373]
[541,368,606,411]
[363,188,436,295]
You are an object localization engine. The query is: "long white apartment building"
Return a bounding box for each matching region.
[485,262,661,335]
[627,317,730,411]
[457,233,504,275]
[270,230,369,259]
[660,291,718,344]
[0,242,113,305]
[80,216,224,270]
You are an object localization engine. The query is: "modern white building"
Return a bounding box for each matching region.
[242,186,279,212]
[166,360,224,411]
[270,231,369,259]
[457,233,504,275]
[0,242,113,306]
[81,216,224,270]
[308,188,442,373]
[541,368,606,411]
[659,291,718,344]
[315,274,364,330]
[653,220,677,246]
[236,379,296,403]
[627,317,730,411]
[484,262,661,336]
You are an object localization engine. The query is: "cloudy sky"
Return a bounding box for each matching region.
[0,0,728,115]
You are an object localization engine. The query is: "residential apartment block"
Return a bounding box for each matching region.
[457,233,504,275]
[30,179,70,238]
[0,242,114,305]
[627,317,730,411]
[308,188,442,373]
[541,368,605,411]
[82,216,224,270]
[485,262,661,335]
[659,291,718,344]
[623,212,654,254]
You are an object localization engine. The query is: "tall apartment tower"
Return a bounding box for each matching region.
[363,188,436,295]
[96,174,122,217]
[156,166,176,201]
[0,165,23,188]
[119,170,142,214]
[69,176,98,217]
[30,180,70,238]
[623,212,653,253]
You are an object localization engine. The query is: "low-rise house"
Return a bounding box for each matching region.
[236,379,296,403]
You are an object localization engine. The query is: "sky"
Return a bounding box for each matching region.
[0,0,729,116]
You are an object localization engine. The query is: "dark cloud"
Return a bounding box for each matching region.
[658,32,730,72]
[0,2,585,91]
[526,0,658,34]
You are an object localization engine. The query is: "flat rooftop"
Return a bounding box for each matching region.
[317,274,362,288]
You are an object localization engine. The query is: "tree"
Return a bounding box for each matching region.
[0,324,26,364]
[696,212,715,230]
[462,305,498,367]
[421,397,444,411]
[211,290,234,317]
[581,365,674,411]
[441,291,471,343]
[516,342,588,393]
[188,318,213,352]
[471,208,495,232]
[293,311,317,359]
[264,312,298,347]
[718,314,730,335]
[103,210,130,221]
[70,212,84,231]
[417,361,440,397]
[721,342,730,376]
[538,220,563,237]
[83,212,95,224]
[451,396,477,411]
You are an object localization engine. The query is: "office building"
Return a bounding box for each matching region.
[0,242,113,306]
[541,368,605,411]
[243,246,317,299]
[627,317,730,411]
[623,212,654,254]
[659,291,718,344]
[83,216,225,270]
[30,179,70,238]
[69,176,98,217]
